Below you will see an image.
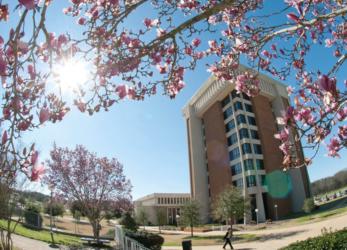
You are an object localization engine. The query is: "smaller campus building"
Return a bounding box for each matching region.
[134,193,191,225]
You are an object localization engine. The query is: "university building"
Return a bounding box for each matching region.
[134,193,191,225]
[182,66,311,223]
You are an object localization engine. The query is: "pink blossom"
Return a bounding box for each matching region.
[0,55,6,76]
[27,64,36,79]
[287,86,294,95]
[318,75,337,94]
[31,164,45,182]
[287,13,300,23]
[116,85,128,99]
[31,151,39,165]
[39,107,50,124]
[235,72,260,97]
[18,0,37,10]
[191,38,201,47]
[327,138,341,157]
[143,18,158,28]
[275,127,289,142]
[325,39,334,48]
[77,17,86,25]
[2,130,7,144]
[0,4,9,21]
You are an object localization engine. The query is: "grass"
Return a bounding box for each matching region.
[0,219,82,246]
[162,233,259,246]
[291,196,347,224]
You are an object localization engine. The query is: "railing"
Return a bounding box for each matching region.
[115,225,151,250]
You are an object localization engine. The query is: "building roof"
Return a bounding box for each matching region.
[134,192,191,202]
[182,64,288,118]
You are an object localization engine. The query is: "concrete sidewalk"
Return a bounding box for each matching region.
[163,211,347,250]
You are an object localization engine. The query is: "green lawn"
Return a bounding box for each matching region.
[290,196,347,224]
[0,219,82,246]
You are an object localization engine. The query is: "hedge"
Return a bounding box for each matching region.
[281,228,347,250]
[125,230,164,250]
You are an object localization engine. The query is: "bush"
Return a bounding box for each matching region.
[44,202,65,217]
[120,212,138,232]
[24,203,43,229]
[125,230,164,250]
[281,228,347,250]
[302,198,315,213]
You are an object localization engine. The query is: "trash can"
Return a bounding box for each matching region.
[182,240,192,250]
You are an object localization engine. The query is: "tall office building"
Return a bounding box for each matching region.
[183,66,311,223]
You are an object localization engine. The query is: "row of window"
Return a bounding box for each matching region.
[227,130,260,152]
[223,101,254,120]
[157,197,190,205]
[232,175,266,188]
[229,143,263,161]
[221,90,251,107]
[231,159,265,176]
[225,115,257,133]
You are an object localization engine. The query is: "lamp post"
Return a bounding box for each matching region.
[233,211,236,225]
[255,208,259,225]
[176,214,180,228]
[274,204,278,221]
[48,185,56,247]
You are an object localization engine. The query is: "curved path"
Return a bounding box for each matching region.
[163,211,347,250]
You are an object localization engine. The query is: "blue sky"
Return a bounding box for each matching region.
[1,1,346,199]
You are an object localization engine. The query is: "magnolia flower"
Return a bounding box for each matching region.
[2,130,7,144]
[31,164,45,182]
[39,107,50,124]
[18,0,37,10]
[327,138,341,157]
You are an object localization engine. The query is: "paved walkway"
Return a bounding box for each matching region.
[163,211,347,250]
[12,234,57,250]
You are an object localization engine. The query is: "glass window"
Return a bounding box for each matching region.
[256,159,264,170]
[242,143,252,155]
[231,90,240,99]
[231,162,242,175]
[246,175,257,187]
[248,116,257,126]
[245,104,253,112]
[223,107,233,120]
[234,101,243,112]
[253,144,262,154]
[225,119,235,132]
[233,178,243,188]
[250,130,259,140]
[261,175,267,186]
[239,128,249,140]
[229,148,240,161]
[236,114,246,125]
[221,95,230,107]
[244,159,254,171]
[158,198,160,204]
[227,133,238,147]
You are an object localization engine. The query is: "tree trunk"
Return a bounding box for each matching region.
[190,223,193,237]
[91,221,100,243]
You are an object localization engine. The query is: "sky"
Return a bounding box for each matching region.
[1,1,346,200]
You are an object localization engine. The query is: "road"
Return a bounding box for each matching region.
[163,211,347,250]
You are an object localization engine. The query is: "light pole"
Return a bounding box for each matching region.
[48,186,57,248]
[255,208,259,225]
[274,204,278,221]
[233,211,236,225]
[176,214,180,228]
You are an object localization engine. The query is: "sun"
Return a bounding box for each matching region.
[54,59,90,91]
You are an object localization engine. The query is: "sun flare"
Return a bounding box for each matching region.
[54,59,89,91]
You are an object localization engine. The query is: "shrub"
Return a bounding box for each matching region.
[44,202,65,217]
[120,212,138,232]
[302,198,315,213]
[125,230,164,250]
[281,228,347,250]
[24,203,43,229]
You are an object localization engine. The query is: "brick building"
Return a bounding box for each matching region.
[182,65,311,223]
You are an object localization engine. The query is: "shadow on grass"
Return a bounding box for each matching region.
[257,230,307,242]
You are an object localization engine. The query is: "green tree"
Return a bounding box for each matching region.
[136,208,148,231]
[213,185,250,231]
[181,200,200,237]
[155,208,167,234]
[44,202,65,217]
[303,198,315,214]
[120,212,138,232]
